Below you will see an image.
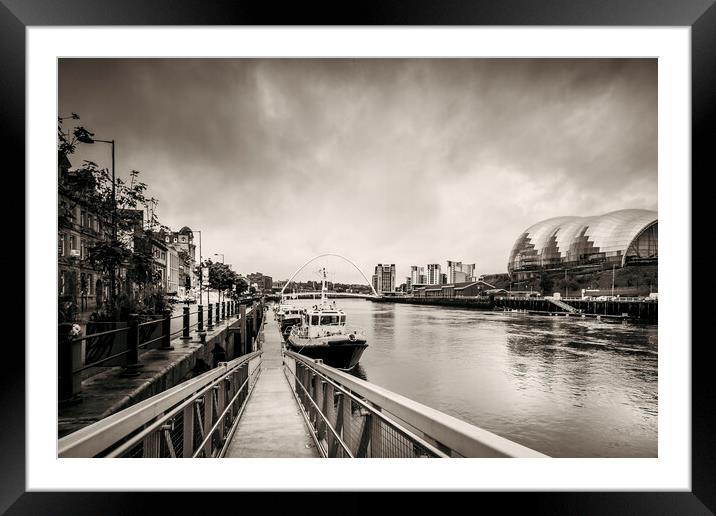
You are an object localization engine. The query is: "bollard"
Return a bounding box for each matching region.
[215,302,220,325]
[227,300,232,317]
[58,323,83,404]
[240,303,247,353]
[207,303,214,330]
[252,303,258,336]
[121,314,143,377]
[222,301,226,321]
[197,304,204,333]
[181,306,191,340]
[160,308,174,350]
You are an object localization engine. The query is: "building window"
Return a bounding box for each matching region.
[80,210,86,227]
[59,233,65,256]
[70,234,77,251]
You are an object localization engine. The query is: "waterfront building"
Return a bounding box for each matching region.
[58,154,109,312]
[372,264,396,293]
[426,264,441,285]
[453,271,468,283]
[507,209,658,280]
[409,266,424,289]
[247,272,274,293]
[463,263,476,281]
[413,280,497,298]
[166,247,180,295]
[447,260,477,283]
[153,226,198,294]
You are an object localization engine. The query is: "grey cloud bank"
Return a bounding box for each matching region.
[59,58,656,283]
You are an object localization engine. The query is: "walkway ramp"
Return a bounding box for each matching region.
[224,313,318,458]
[547,298,579,313]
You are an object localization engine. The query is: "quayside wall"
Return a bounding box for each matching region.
[372,296,657,321]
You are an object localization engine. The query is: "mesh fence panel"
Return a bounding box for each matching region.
[287,360,441,458]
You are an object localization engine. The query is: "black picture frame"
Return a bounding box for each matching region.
[4,1,712,513]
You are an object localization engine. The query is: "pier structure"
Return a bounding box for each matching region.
[371,295,657,321]
[58,309,547,459]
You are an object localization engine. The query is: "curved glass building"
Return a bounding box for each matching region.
[507,209,657,276]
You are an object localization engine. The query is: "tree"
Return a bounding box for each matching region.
[59,116,169,321]
[197,260,242,304]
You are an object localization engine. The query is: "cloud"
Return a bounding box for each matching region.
[59,58,657,281]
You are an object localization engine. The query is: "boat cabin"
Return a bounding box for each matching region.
[302,303,347,338]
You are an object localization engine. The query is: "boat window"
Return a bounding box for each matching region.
[320,315,339,325]
[339,315,345,324]
[311,315,319,326]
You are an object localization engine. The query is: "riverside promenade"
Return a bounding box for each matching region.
[58,303,259,438]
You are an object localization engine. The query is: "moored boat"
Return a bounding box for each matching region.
[276,302,304,341]
[286,268,367,370]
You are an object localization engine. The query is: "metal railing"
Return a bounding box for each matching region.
[283,350,548,458]
[59,300,248,403]
[58,350,263,458]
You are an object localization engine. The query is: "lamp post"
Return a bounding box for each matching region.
[74,128,116,304]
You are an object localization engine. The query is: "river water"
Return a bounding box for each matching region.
[288,298,657,458]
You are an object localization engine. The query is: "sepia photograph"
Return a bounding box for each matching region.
[56,57,659,460]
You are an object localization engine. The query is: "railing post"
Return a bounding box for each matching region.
[58,323,83,404]
[240,304,247,353]
[181,306,191,340]
[207,303,214,330]
[182,403,195,458]
[325,382,335,455]
[315,376,325,441]
[121,313,143,377]
[252,302,258,335]
[221,301,226,321]
[215,302,220,325]
[370,404,383,458]
[197,304,204,333]
[160,308,174,350]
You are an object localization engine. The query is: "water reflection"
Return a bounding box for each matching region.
[336,299,657,457]
[347,363,368,381]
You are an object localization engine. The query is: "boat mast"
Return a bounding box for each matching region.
[321,267,327,305]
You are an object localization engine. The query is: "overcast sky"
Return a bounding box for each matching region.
[59,58,657,284]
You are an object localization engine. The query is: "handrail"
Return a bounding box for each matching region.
[58,350,263,458]
[284,350,547,458]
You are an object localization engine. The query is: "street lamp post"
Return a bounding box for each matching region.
[74,129,116,304]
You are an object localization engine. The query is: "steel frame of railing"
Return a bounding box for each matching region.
[283,350,548,458]
[59,302,257,404]
[58,350,263,458]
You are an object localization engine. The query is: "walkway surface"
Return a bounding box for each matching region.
[225,315,318,458]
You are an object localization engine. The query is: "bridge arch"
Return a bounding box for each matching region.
[280,253,379,297]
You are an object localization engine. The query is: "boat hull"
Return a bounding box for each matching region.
[286,337,368,370]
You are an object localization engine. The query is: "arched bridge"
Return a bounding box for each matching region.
[280,253,380,298]
[269,291,377,300]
